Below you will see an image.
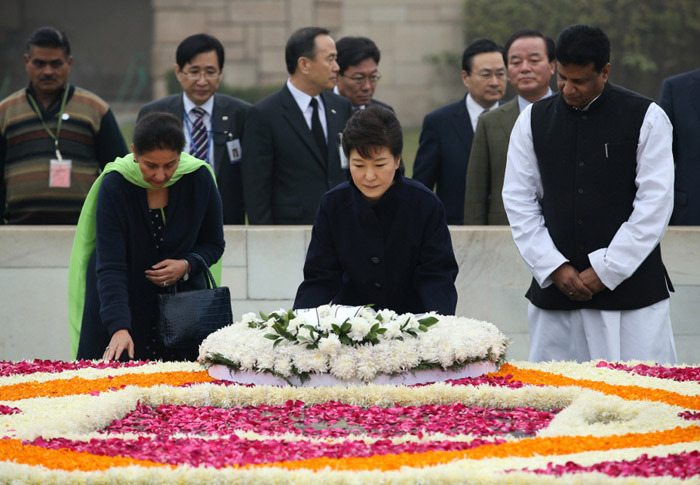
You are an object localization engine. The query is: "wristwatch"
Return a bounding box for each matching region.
[181,259,190,281]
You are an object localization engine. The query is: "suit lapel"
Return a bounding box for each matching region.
[496,99,520,137]
[210,94,226,177]
[450,96,473,151]
[690,71,700,121]
[281,86,326,170]
[320,91,342,165]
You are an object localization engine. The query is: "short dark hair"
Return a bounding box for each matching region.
[285,26,329,75]
[555,24,610,73]
[26,27,70,57]
[342,105,402,160]
[132,112,185,155]
[336,36,380,74]
[504,29,555,64]
[462,39,505,74]
[176,33,225,69]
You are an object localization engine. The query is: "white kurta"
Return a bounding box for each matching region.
[502,100,677,363]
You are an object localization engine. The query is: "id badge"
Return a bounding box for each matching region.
[226,139,242,163]
[49,159,72,188]
[339,143,348,169]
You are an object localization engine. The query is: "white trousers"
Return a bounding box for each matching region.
[528,299,677,364]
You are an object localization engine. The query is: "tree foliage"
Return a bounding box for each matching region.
[463,0,700,98]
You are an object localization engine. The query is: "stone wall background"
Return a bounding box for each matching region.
[1,0,467,127]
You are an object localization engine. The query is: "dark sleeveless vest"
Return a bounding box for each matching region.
[527,82,672,310]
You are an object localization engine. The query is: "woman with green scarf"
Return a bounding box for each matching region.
[68,112,225,361]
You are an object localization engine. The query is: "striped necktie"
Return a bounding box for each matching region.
[190,107,208,162]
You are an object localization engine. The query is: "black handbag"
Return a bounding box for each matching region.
[157,253,232,349]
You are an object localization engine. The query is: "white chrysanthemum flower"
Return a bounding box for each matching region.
[381,320,403,340]
[329,348,356,380]
[287,316,306,335]
[297,325,313,342]
[358,306,377,319]
[348,317,372,341]
[241,312,258,324]
[318,333,341,355]
[273,357,293,376]
[237,350,257,370]
[405,314,421,330]
[355,345,379,381]
[377,308,397,322]
[318,316,336,333]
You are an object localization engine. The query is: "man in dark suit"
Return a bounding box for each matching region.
[659,68,700,225]
[334,36,393,111]
[413,39,506,225]
[242,27,352,225]
[138,34,249,224]
[464,30,555,225]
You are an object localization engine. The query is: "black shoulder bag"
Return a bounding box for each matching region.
[157,253,232,349]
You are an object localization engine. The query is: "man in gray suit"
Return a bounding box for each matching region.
[242,27,352,225]
[464,29,555,225]
[138,33,250,224]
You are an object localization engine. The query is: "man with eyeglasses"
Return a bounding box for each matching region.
[464,30,555,225]
[138,33,250,224]
[241,27,352,225]
[334,36,393,112]
[0,27,127,224]
[413,39,506,225]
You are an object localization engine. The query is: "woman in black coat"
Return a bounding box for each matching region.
[69,112,225,361]
[294,106,458,315]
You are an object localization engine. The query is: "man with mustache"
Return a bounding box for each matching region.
[0,27,127,224]
[503,24,676,363]
[413,39,507,225]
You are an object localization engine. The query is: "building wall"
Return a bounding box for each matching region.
[0,0,153,102]
[1,226,698,364]
[148,0,466,126]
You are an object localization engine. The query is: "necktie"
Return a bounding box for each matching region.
[190,107,209,162]
[309,98,326,156]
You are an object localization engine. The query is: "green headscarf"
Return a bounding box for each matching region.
[67,152,222,359]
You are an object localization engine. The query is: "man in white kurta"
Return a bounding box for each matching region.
[502,24,677,363]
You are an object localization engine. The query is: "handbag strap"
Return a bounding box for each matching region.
[189,253,218,289]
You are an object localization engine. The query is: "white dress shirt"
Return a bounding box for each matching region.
[502,101,674,291]
[466,94,498,132]
[287,79,328,138]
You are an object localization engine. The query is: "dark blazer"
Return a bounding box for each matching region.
[412,95,475,225]
[241,85,352,224]
[138,93,250,224]
[294,173,458,315]
[369,98,394,111]
[658,68,700,225]
[464,98,520,225]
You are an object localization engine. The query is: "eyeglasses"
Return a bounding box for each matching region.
[341,73,382,85]
[473,70,507,80]
[181,70,221,81]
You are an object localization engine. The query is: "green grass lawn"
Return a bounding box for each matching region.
[119,124,421,177]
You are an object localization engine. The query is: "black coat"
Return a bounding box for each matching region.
[77,167,225,360]
[294,174,458,315]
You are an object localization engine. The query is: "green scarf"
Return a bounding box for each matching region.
[67,152,222,359]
